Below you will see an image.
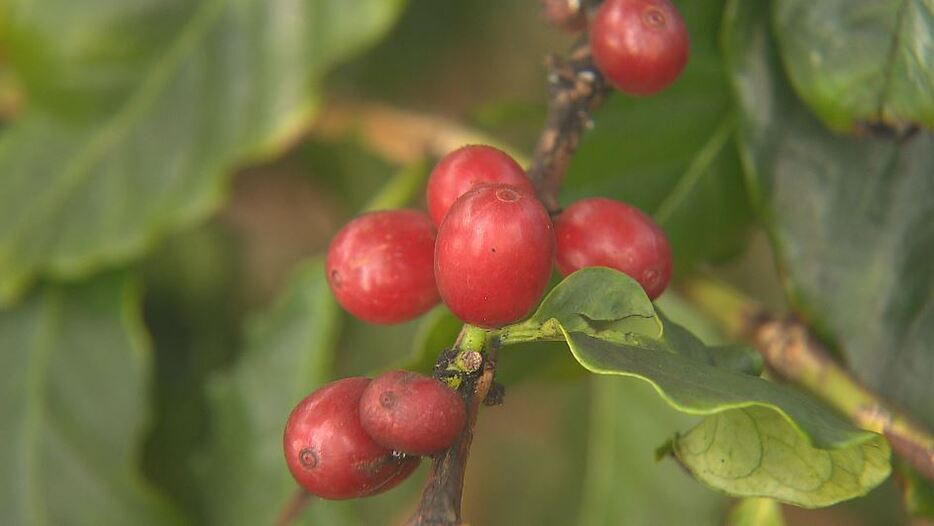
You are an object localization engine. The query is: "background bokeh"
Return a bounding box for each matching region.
[1,0,931,525]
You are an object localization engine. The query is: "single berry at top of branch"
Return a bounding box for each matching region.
[326,209,439,324]
[283,377,420,500]
[360,370,467,456]
[435,184,555,328]
[427,145,534,226]
[590,0,689,96]
[555,197,672,299]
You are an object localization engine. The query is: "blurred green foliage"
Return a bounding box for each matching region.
[0,0,932,524]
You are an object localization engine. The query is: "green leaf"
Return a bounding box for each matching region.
[674,407,890,507]
[202,259,343,525]
[579,377,728,526]
[727,498,786,526]
[564,0,753,272]
[771,0,934,132]
[0,0,407,305]
[658,309,763,376]
[522,267,663,341]
[0,273,184,525]
[503,268,889,505]
[724,0,934,430]
[567,332,891,505]
[565,330,875,448]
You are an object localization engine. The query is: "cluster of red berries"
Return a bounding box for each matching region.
[284,372,466,499]
[325,144,671,330]
[285,143,672,499]
[284,0,686,502]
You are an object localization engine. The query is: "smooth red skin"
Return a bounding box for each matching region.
[555,198,672,299]
[326,210,439,324]
[435,184,555,328]
[360,370,467,456]
[590,0,689,96]
[426,145,533,226]
[283,377,420,500]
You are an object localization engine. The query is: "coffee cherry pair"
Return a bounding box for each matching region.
[327,145,556,329]
[590,0,690,96]
[284,372,466,500]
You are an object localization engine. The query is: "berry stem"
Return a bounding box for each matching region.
[275,490,313,526]
[681,276,934,483]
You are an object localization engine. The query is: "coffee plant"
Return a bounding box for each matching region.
[1,1,932,525]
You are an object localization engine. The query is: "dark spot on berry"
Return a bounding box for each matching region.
[642,7,666,28]
[299,447,319,469]
[491,247,496,253]
[330,269,342,288]
[380,391,397,409]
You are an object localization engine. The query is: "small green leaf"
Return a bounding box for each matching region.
[0,274,184,525]
[0,0,407,305]
[523,267,662,342]
[659,310,763,376]
[674,408,890,508]
[507,268,762,376]
[727,498,786,526]
[772,0,934,132]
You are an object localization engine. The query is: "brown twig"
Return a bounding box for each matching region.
[682,278,934,483]
[275,490,313,526]
[527,38,612,213]
[406,354,496,526]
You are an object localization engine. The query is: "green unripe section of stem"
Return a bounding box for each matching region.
[460,325,487,354]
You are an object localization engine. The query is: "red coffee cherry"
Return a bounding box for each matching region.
[283,377,420,500]
[360,370,467,456]
[590,0,689,96]
[426,145,533,226]
[326,210,439,324]
[555,197,672,299]
[435,184,555,328]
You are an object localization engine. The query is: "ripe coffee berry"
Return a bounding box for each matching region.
[326,210,439,324]
[555,198,671,299]
[590,0,689,96]
[426,145,533,226]
[435,184,555,328]
[360,370,467,456]
[283,377,420,500]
